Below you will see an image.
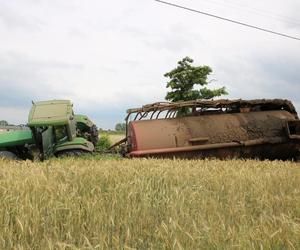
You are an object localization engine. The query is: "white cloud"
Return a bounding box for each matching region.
[0,0,299,128]
[0,106,28,125]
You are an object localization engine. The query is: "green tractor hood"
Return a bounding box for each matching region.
[0,130,33,148]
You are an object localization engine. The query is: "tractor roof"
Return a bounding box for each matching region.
[28,100,74,127]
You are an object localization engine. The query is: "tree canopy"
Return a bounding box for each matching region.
[165,57,227,102]
[115,123,126,132]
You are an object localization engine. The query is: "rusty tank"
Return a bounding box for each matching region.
[119,99,300,160]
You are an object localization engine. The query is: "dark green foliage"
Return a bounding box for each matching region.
[115,123,126,132]
[165,57,228,102]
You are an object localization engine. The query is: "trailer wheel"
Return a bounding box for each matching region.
[0,151,19,160]
[56,149,90,158]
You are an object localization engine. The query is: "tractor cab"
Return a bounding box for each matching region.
[28,100,94,160]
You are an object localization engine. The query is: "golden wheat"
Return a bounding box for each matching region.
[0,158,299,249]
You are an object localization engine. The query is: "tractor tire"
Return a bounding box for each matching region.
[0,151,20,160]
[56,149,89,158]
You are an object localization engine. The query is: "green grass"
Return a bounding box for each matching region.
[0,158,299,249]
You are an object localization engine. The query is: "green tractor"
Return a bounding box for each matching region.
[0,100,98,160]
[0,127,34,160]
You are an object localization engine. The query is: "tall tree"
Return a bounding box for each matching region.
[165,57,227,102]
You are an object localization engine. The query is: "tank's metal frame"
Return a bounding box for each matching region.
[125,99,298,136]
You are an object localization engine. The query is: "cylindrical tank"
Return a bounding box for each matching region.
[127,110,300,160]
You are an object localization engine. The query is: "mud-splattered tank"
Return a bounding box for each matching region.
[122,99,300,160]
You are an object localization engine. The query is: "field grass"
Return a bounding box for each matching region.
[99,132,125,146]
[0,158,299,249]
[107,134,125,145]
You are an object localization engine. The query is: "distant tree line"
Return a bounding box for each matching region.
[115,123,126,132]
[0,120,9,126]
[98,123,126,133]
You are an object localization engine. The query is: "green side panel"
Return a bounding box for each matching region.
[75,114,94,129]
[55,137,94,152]
[0,130,33,148]
[28,100,73,127]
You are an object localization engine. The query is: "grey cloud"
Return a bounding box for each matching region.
[1,0,299,128]
[2,52,83,70]
[123,60,140,69]
[142,24,200,53]
[260,56,300,85]
[0,2,43,31]
[214,52,300,113]
[118,19,201,53]
[67,28,88,39]
[284,2,300,30]
[258,55,300,104]
[76,107,126,130]
[119,26,149,38]
[0,52,83,107]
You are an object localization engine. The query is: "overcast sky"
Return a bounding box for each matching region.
[0,0,299,128]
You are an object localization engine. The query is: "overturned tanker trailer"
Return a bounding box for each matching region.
[117,99,300,160]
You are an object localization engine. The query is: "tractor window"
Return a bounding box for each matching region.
[54,126,68,142]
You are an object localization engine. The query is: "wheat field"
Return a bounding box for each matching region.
[0,158,299,249]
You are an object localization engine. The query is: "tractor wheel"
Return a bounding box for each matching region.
[56,149,89,158]
[0,151,20,160]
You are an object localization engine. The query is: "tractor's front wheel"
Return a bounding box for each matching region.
[0,151,20,160]
[56,149,90,158]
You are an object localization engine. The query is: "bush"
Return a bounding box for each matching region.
[96,134,111,151]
